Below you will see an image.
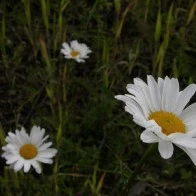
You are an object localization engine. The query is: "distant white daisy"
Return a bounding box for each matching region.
[2,126,57,174]
[115,75,196,165]
[61,40,92,63]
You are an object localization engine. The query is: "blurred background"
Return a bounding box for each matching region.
[0,0,196,195]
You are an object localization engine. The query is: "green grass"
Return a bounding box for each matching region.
[0,0,196,195]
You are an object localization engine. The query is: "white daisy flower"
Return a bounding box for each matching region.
[115,75,196,165]
[2,126,57,174]
[61,40,92,63]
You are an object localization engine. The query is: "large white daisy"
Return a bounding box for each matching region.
[61,40,92,63]
[115,75,196,165]
[2,126,57,174]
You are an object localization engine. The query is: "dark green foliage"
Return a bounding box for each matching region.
[0,0,196,195]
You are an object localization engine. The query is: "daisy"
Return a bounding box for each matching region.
[2,126,57,174]
[115,75,196,165]
[61,40,92,63]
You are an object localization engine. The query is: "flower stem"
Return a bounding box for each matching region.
[63,64,68,102]
[126,143,156,193]
[0,124,5,146]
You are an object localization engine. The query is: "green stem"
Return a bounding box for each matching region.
[63,64,68,103]
[126,143,156,193]
[0,124,5,146]
[53,158,59,195]
[4,168,11,196]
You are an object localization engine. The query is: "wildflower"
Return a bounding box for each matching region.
[2,126,57,174]
[61,40,92,63]
[115,75,196,164]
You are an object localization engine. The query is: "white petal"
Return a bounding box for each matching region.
[8,132,22,146]
[176,145,196,166]
[180,103,196,135]
[143,120,169,141]
[158,140,173,159]
[64,54,72,59]
[38,142,52,151]
[169,133,196,149]
[140,130,159,143]
[157,77,164,96]
[6,132,17,143]
[1,151,9,158]
[174,84,196,115]
[132,114,148,128]
[23,161,31,173]
[123,102,137,116]
[147,75,161,111]
[126,87,150,118]
[161,77,179,112]
[6,155,19,164]
[128,79,155,113]
[30,126,44,144]
[60,49,70,55]
[38,149,57,158]
[180,102,196,122]
[115,95,132,103]
[37,157,53,164]
[133,77,144,85]
[126,100,146,120]
[76,58,85,63]
[70,40,79,50]
[16,128,29,144]
[138,81,155,112]
[32,161,42,174]
[13,159,24,172]
[41,135,49,145]
[62,42,71,53]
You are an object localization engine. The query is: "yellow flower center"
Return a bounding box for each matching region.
[19,144,38,159]
[149,111,185,135]
[70,50,80,57]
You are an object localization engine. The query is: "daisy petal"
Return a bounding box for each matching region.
[38,142,52,151]
[147,75,161,111]
[158,140,173,159]
[30,126,45,145]
[140,130,159,143]
[161,77,179,112]
[37,157,53,164]
[175,84,196,115]
[177,145,196,166]
[115,95,132,103]
[169,133,196,149]
[133,78,155,112]
[6,155,19,164]
[14,159,24,172]
[180,103,196,136]
[38,149,57,158]
[24,161,31,173]
[32,161,42,174]
[126,100,147,121]
[62,42,71,53]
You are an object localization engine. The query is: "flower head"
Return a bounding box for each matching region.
[61,40,92,63]
[115,75,196,165]
[2,126,57,174]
